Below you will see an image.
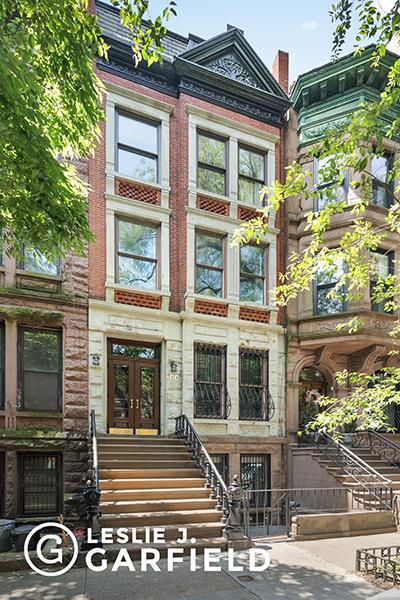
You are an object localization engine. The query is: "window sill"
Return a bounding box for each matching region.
[239,301,275,311]
[113,171,163,191]
[195,188,230,203]
[108,283,170,297]
[15,270,62,281]
[17,411,63,418]
[192,293,228,304]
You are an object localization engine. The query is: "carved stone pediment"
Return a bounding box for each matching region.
[202,52,260,88]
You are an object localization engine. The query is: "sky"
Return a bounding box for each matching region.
[146,0,360,84]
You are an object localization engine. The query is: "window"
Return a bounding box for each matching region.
[18,453,62,517]
[0,453,4,517]
[240,454,271,496]
[210,454,229,485]
[370,249,394,313]
[194,343,227,418]
[195,232,224,297]
[197,132,227,195]
[314,156,348,211]
[18,328,62,412]
[20,247,60,276]
[239,350,273,421]
[0,325,4,410]
[238,146,266,206]
[240,245,266,304]
[315,256,346,315]
[117,218,158,289]
[116,111,159,183]
[372,152,394,208]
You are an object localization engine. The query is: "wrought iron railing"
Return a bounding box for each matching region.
[316,432,393,510]
[175,414,229,519]
[239,385,275,421]
[243,486,378,539]
[194,382,231,419]
[82,409,102,549]
[353,430,400,466]
[357,545,400,586]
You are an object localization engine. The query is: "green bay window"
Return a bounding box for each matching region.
[195,232,224,297]
[240,244,266,304]
[18,328,62,412]
[238,146,266,206]
[117,218,158,289]
[370,249,394,313]
[372,152,394,208]
[197,132,227,195]
[116,111,159,183]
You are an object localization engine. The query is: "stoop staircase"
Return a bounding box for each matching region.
[97,435,226,553]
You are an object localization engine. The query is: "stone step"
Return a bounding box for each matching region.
[98,451,191,462]
[100,509,222,528]
[99,468,202,479]
[98,447,190,457]
[101,498,217,515]
[101,487,210,501]
[99,459,195,470]
[100,477,206,490]
[97,436,183,445]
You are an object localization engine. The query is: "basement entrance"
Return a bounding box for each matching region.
[107,339,160,435]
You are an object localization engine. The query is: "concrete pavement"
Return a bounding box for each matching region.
[0,537,385,600]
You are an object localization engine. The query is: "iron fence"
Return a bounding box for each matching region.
[0,452,4,517]
[242,486,394,539]
[356,546,400,586]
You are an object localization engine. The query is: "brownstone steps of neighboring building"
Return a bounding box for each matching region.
[103,537,227,560]
[97,435,226,550]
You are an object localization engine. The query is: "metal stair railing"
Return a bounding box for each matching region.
[82,409,102,549]
[175,414,229,520]
[317,432,393,511]
[353,431,400,466]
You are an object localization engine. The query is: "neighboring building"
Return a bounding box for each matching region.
[0,161,89,522]
[286,47,400,486]
[88,1,290,489]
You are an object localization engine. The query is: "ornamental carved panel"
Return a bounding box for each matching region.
[203,53,259,88]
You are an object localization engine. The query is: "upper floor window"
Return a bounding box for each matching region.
[20,246,60,276]
[195,232,224,297]
[238,146,266,206]
[313,156,348,211]
[240,244,266,304]
[116,218,158,290]
[116,111,159,183]
[370,249,394,313]
[194,343,227,418]
[372,152,394,208]
[197,132,227,196]
[18,328,62,412]
[315,256,346,315]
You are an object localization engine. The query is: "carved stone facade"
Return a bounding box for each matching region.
[203,52,260,88]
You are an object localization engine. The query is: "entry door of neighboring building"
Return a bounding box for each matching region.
[107,340,160,434]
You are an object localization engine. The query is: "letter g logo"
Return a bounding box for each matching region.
[24,522,79,577]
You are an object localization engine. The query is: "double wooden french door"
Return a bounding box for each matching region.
[107,339,160,434]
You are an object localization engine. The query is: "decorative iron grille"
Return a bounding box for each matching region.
[210,453,229,484]
[240,454,271,507]
[239,349,274,421]
[194,344,230,418]
[18,453,62,517]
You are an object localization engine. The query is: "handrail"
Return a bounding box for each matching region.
[318,432,393,510]
[354,430,400,466]
[175,414,229,519]
[321,432,390,483]
[90,409,100,491]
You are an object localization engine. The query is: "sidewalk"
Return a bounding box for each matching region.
[0,535,386,600]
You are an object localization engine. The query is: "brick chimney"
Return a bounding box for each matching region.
[272,50,289,94]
